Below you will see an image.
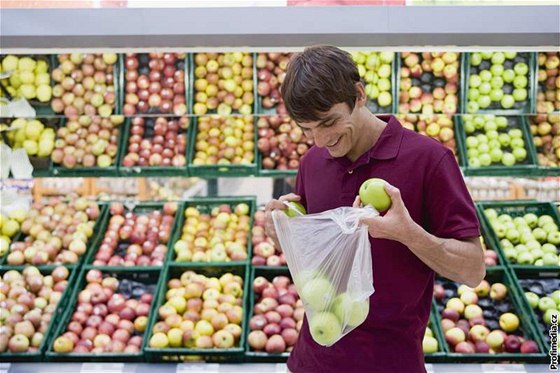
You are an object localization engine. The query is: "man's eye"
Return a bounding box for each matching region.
[322,121,335,127]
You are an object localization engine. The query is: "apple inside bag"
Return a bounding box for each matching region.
[272,206,377,347]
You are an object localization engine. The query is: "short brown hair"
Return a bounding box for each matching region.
[281,45,360,123]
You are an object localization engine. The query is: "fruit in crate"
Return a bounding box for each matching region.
[148,270,244,350]
[0,266,70,353]
[173,203,250,263]
[192,52,254,115]
[50,53,118,117]
[530,114,560,167]
[251,208,287,267]
[121,117,188,168]
[0,55,52,102]
[435,277,539,354]
[423,325,439,354]
[484,208,559,266]
[398,52,459,115]
[5,196,99,266]
[52,269,155,354]
[192,116,254,166]
[480,236,499,267]
[0,210,26,257]
[352,52,394,113]
[248,274,304,353]
[91,202,176,267]
[50,115,124,169]
[397,114,456,154]
[1,118,55,157]
[257,116,313,171]
[256,52,290,115]
[536,52,560,114]
[519,278,560,346]
[462,115,529,168]
[123,53,187,116]
[466,52,531,113]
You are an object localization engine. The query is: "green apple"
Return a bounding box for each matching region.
[423,335,439,354]
[301,278,336,312]
[542,243,558,254]
[532,228,548,242]
[544,309,559,325]
[294,270,318,289]
[359,178,391,213]
[542,223,559,234]
[542,253,559,266]
[284,201,306,217]
[539,297,556,312]
[550,290,560,306]
[538,215,554,227]
[485,209,498,220]
[525,292,540,309]
[502,69,515,83]
[333,293,369,327]
[516,251,534,265]
[501,152,516,166]
[309,312,343,346]
[505,229,520,244]
[547,231,560,245]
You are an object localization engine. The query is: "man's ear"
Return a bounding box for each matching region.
[355,82,367,108]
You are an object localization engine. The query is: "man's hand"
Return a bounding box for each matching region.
[354,183,415,244]
[264,193,302,252]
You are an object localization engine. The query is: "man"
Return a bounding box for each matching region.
[264,46,485,373]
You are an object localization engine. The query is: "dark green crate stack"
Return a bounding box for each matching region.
[432,267,546,363]
[0,265,79,362]
[144,263,249,362]
[45,266,162,362]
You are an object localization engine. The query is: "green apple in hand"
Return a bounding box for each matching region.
[333,293,369,327]
[301,277,336,312]
[284,201,306,217]
[359,178,392,212]
[309,312,343,346]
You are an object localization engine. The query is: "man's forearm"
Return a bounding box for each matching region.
[402,222,486,288]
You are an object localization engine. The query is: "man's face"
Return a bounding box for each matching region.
[297,103,358,158]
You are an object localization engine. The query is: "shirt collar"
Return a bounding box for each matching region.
[319,115,403,161]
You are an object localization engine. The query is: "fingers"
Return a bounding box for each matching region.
[265,199,288,211]
[278,193,301,203]
[384,183,403,209]
[353,195,362,208]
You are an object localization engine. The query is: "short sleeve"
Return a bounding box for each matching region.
[423,150,480,239]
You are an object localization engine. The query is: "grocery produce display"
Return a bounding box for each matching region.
[530,113,560,169]
[396,114,456,154]
[250,208,286,267]
[256,53,290,116]
[536,52,560,114]
[352,52,395,113]
[0,55,52,105]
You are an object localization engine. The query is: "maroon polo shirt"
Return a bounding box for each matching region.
[287,115,480,373]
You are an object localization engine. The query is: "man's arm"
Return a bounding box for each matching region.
[357,183,485,288]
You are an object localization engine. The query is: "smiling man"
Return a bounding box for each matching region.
[264,46,485,373]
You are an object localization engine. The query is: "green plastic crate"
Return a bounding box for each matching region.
[425,303,449,363]
[529,114,560,176]
[167,197,255,266]
[456,115,539,176]
[433,267,546,362]
[117,117,190,177]
[144,263,249,362]
[0,265,78,362]
[475,205,507,268]
[510,267,560,355]
[479,200,560,270]
[461,52,536,115]
[83,201,182,269]
[45,266,162,362]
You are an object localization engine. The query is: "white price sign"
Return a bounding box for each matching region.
[176,363,219,373]
[81,363,124,373]
[481,364,527,373]
[0,363,11,373]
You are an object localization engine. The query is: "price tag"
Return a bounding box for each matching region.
[481,364,526,373]
[0,363,11,373]
[81,363,124,373]
[176,363,219,373]
[275,363,288,373]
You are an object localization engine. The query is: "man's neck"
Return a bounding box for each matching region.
[346,113,387,162]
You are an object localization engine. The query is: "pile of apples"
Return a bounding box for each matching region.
[521,279,560,345]
[397,114,456,154]
[536,52,560,113]
[434,278,540,354]
[399,52,459,115]
[121,117,188,168]
[352,52,394,113]
[123,53,187,116]
[172,203,250,263]
[257,116,312,171]
[52,269,155,354]
[192,116,254,166]
[484,208,560,266]
[466,52,530,113]
[50,53,118,117]
[0,209,26,258]
[90,202,176,267]
[530,114,560,167]
[0,266,70,353]
[0,118,55,158]
[256,53,290,115]
[251,208,286,266]
[422,324,440,354]
[0,55,52,103]
[193,53,254,116]
[148,270,244,350]
[51,115,124,169]
[480,236,500,267]
[247,274,303,353]
[462,115,528,168]
[6,197,100,266]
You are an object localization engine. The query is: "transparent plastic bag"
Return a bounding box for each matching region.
[272,206,377,347]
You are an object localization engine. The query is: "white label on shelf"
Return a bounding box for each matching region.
[481,364,527,373]
[0,363,11,373]
[176,363,219,373]
[81,363,124,373]
[425,364,435,373]
[275,363,288,373]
